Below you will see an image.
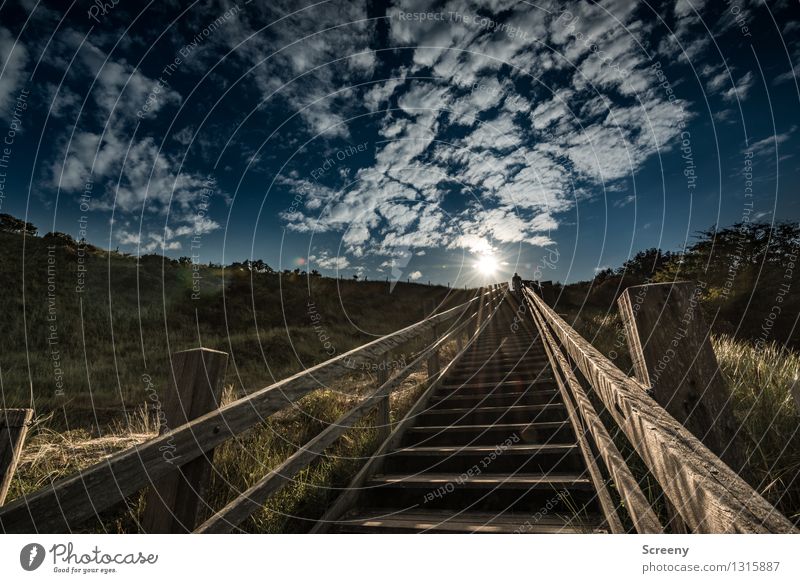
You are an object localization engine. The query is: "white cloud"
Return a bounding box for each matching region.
[721,71,756,102]
[0,27,28,111]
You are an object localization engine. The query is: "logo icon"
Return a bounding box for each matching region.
[20,543,46,571]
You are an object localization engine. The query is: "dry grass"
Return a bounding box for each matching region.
[714,335,800,520]
[6,341,457,533]
[562,306,800,524]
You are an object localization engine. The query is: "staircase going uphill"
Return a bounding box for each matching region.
[331,297,607,533]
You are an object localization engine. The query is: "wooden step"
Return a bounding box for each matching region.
[430,388,559,407]
[392,444,578,456]
[417,403,566,425]
[335,508,606,533]
[368,472,592,489]
[402,421,574,447]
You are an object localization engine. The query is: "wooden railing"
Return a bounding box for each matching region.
[0,286,504,533]
[523,286,797,533]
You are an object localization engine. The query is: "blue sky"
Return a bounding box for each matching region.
[0,0,798,285]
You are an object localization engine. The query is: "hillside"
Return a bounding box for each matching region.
[0,225,471,429]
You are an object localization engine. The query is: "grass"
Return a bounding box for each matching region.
[561,305,800,524]
[713,335,800,520]
[7,361,447,532]
[0,227,474,532]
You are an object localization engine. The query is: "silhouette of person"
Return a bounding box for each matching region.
[512,272,523,299]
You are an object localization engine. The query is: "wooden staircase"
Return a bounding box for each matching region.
[331,298,607,533]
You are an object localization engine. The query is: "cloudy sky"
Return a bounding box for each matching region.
[1,0,798,284]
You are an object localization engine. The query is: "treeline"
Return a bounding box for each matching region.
[562,221,800,347]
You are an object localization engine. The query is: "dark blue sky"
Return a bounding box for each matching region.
[0,0,798,284]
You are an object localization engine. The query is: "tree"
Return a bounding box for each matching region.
[43,231,77,246]
[617,248,673,280]
[0,213,37,236]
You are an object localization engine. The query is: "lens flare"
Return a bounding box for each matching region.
[475,254,499,275]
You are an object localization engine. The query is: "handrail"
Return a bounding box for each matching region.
[523,286,796,533]
[0,291,492,533]
[310,285,508,532]
[525,292,662,533]
[195,292,497,533]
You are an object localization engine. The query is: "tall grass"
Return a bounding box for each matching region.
[562,306,800,523]
[714,335,800,520]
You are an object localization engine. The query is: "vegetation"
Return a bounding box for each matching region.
[0,215,469,532]
[561,303,800,523]
[559,221,800,349]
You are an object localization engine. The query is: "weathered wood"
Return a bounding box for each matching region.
[141,348,228,533]
[195,313,479,533]
[0,295,486,533]
[0,409,33,506]
[525,288,796,533]
[375,363,391,443]
[528,302,662,533]
[310,289,504,533]
[618,281,744,474]
[427,323,441,379]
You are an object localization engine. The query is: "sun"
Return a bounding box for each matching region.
[474,254,499,276]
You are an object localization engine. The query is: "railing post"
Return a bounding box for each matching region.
[375,358,391,442]
[141,347,228,533]
[617,281,744,474]
[0,408,33,506]
[427,323,440,380]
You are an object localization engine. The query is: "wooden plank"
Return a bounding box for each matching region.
[195,311,478,533]
[310,288,504,533]
[375,363,391,443]
[0,294,486,533]
[369,473,592,488]
[427,323,440,379]
[528,300,662,533]
[618,282,744,474]
[141,348,228,533]
[0,409,33,506]
[525,288,796,533]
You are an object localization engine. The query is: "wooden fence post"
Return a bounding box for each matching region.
[375,359,391,442]
[617,282,744,474]
[427,324,441,380]
[141,347,228,533]
[0,409,33,506]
